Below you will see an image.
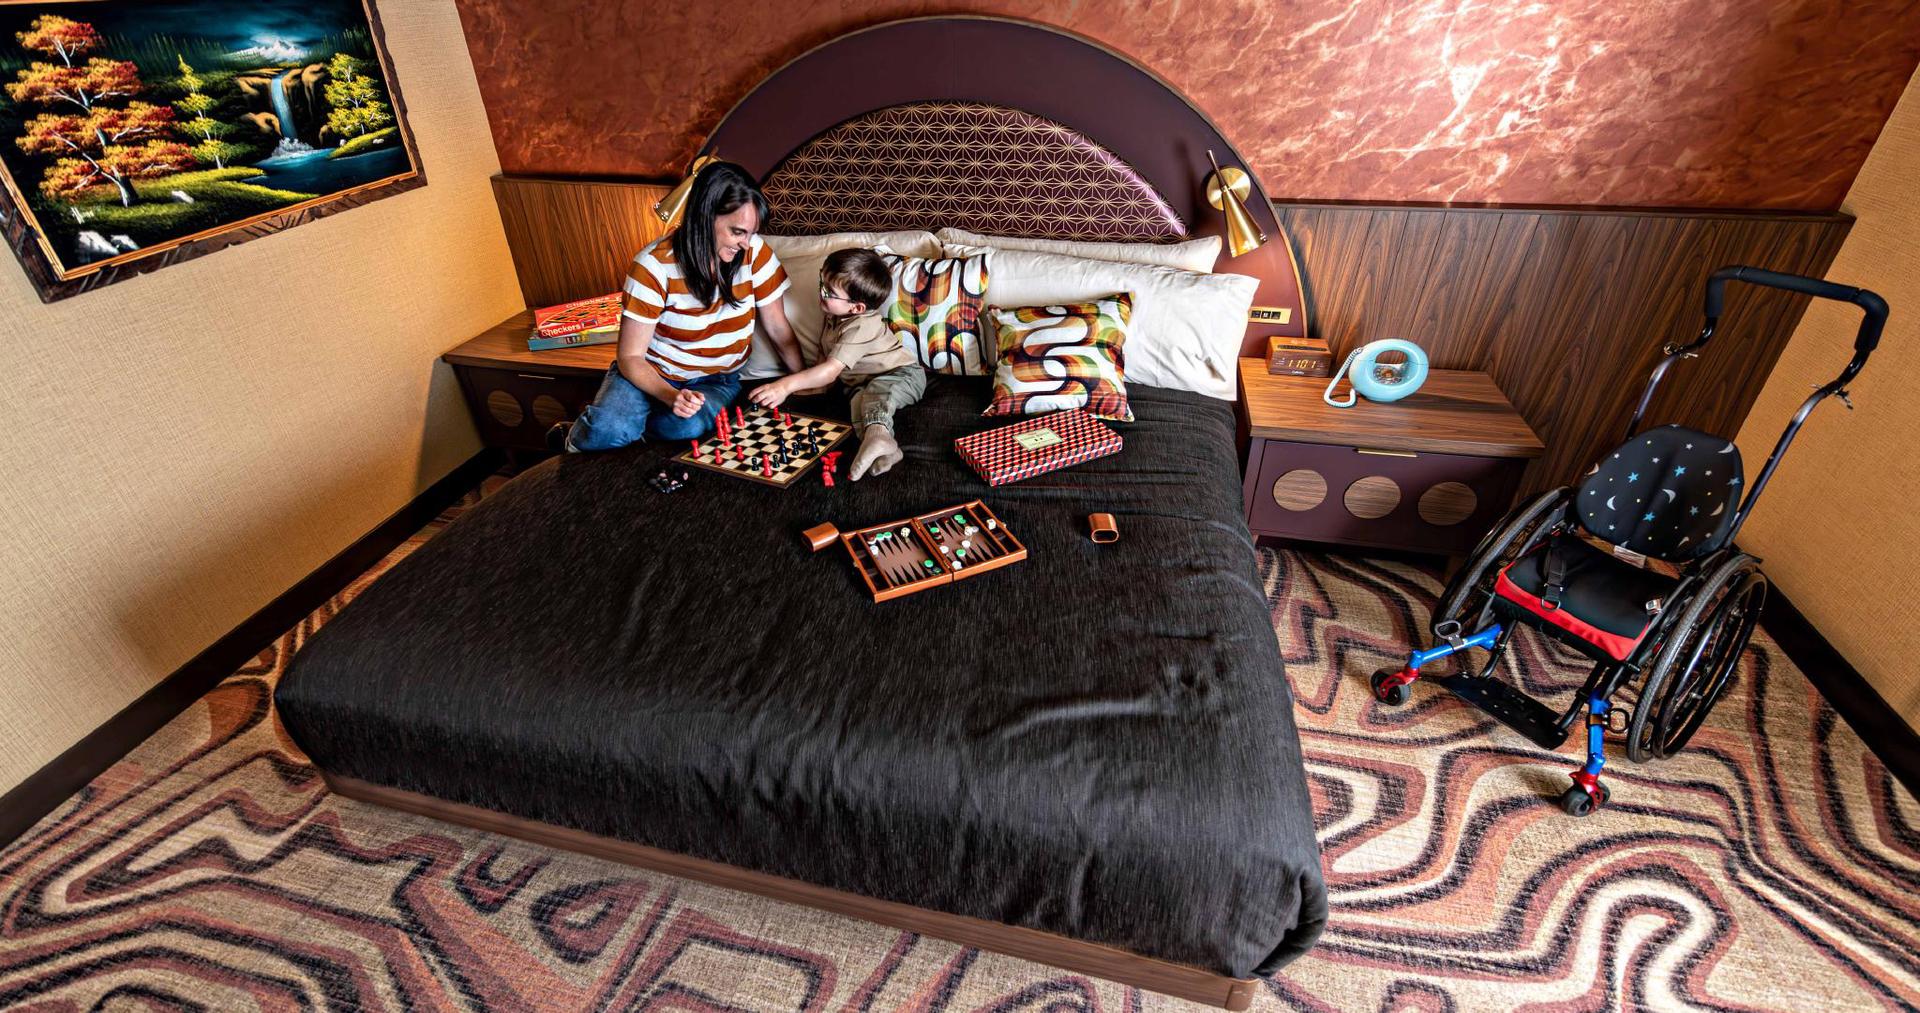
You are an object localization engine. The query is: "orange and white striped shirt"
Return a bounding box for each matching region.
[620,234,789,381]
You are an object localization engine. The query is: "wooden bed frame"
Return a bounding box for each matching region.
[332,17,1320,1008]
[328,774,1262,1009]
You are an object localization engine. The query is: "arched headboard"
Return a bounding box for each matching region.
[702,16,1307,358]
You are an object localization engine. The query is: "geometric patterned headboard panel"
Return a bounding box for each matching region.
[762,101,1187,241]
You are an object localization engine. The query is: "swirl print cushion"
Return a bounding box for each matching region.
[984,293,1134,421]
[879,249,991,375]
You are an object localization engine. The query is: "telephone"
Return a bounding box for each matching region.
[1323,339,1430,407]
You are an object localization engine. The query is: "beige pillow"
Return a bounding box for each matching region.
[947,243,1256,400]
[743,231,942,377]
[938,227,1220,274]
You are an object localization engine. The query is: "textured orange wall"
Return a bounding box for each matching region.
[450,0,1920,209]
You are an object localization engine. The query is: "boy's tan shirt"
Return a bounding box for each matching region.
[824,311,916,384]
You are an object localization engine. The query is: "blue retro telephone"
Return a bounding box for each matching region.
[1323,338,1430,407]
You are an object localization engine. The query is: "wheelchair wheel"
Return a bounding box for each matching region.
[1370,668,1413,705]
[1557,781,1609,817]
[1432,488,1567,637]
[1625,554,1767,762]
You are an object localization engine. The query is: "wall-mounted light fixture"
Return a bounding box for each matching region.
[653,152,721,227]
[1205,149,1268,258]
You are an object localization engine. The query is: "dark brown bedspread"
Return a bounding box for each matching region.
[275,375,1326,979]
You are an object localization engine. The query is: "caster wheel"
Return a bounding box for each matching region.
[1370,669,1412,706]
[1557,782,1609,817]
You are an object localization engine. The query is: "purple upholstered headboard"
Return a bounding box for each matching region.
[701,16,1308,357]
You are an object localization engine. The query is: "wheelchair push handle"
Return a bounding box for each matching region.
[1704,265,1889,356]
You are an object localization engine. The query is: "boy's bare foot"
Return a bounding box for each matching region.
[850,424,902,480]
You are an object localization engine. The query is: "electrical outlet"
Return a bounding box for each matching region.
[1248,305,1292,324]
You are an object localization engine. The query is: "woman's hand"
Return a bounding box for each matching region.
[749,379,791,409]
[671,387,707,417]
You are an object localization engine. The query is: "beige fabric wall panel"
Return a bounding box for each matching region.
[0,2,523,792]
[1734,71,1920,730]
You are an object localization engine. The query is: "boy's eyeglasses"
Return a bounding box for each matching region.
[819,284,851,302]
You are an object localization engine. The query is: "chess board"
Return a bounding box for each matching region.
[673,407,853,487]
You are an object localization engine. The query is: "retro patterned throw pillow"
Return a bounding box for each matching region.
[877,248,992,375]
[984,293,1134,421]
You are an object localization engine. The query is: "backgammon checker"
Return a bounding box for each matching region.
[804,500,1027,602]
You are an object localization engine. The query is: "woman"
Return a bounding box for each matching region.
[562,161,803,452]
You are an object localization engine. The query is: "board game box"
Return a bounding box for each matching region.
[954,409,1123,486]
[529,293,622,350]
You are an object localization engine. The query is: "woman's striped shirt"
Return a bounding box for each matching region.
[620,234,789,382]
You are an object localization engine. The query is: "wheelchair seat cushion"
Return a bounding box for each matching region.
[1495,537,1678,661]
[1574,424,1743,561]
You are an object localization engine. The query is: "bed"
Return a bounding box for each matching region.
[276,17,1326,1009]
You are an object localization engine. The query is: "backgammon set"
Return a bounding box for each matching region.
[953,409,1122,486]
[805,500,1027,602]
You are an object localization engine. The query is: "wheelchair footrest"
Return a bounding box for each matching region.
[1433,673,1570,750]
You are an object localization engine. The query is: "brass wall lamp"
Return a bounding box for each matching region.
[653,152,721,227]
[1205,149,1268,257]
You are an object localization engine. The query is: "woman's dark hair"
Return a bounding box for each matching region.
[670,160,770,308]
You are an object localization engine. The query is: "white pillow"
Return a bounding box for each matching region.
[947,244,1256,399]
[743,231,942,378]
[938,227,1220,274]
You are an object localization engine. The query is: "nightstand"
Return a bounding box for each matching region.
[443,311,613,451]
[1238,358,1545,555]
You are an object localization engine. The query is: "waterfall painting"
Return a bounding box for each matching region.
[0,0,422,301]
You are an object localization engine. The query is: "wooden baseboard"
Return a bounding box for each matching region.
[0,449,505,848]
[325,773,1261,1011]
[1759,587,1920,800]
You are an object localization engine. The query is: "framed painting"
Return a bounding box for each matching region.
[0,0,424,302]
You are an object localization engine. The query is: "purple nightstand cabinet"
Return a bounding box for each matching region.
[1237,359,1545,556]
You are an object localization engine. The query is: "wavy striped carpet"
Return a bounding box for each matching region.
[3,478,1916,1011]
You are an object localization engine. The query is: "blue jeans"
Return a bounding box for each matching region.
[565,366,742,452]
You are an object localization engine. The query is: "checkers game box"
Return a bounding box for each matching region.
[954,409,1123,486]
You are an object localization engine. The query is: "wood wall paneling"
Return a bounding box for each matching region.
[1272,204,1852,493]
[491,175,672,307]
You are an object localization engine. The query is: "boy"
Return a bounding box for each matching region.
[750,249,924,480]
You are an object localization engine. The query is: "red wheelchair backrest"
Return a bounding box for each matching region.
[1574,424,1744,561]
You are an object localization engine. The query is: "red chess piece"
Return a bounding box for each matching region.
[761,453,773,478]
[734,406,746,428]
[690,440,702,459]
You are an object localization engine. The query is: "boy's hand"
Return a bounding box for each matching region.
[749,380,791,409]
[671,388,705,418]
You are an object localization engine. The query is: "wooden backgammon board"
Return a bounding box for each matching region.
[804,501,1027,602]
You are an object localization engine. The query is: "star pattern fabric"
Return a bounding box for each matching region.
[1575,424,1744,561]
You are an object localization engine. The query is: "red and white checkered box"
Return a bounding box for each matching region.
[954,409,1123,486]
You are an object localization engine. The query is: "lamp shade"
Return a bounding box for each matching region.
[653,153,720,227]
[1204,151,1267,258]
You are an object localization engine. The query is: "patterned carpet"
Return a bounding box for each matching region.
[3,476,1917,1011]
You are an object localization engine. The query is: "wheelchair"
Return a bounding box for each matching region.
[1370,265,1888,816]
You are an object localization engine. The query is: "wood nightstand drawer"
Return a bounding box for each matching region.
[453,365,603,450]
[1244,440,1525,555]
